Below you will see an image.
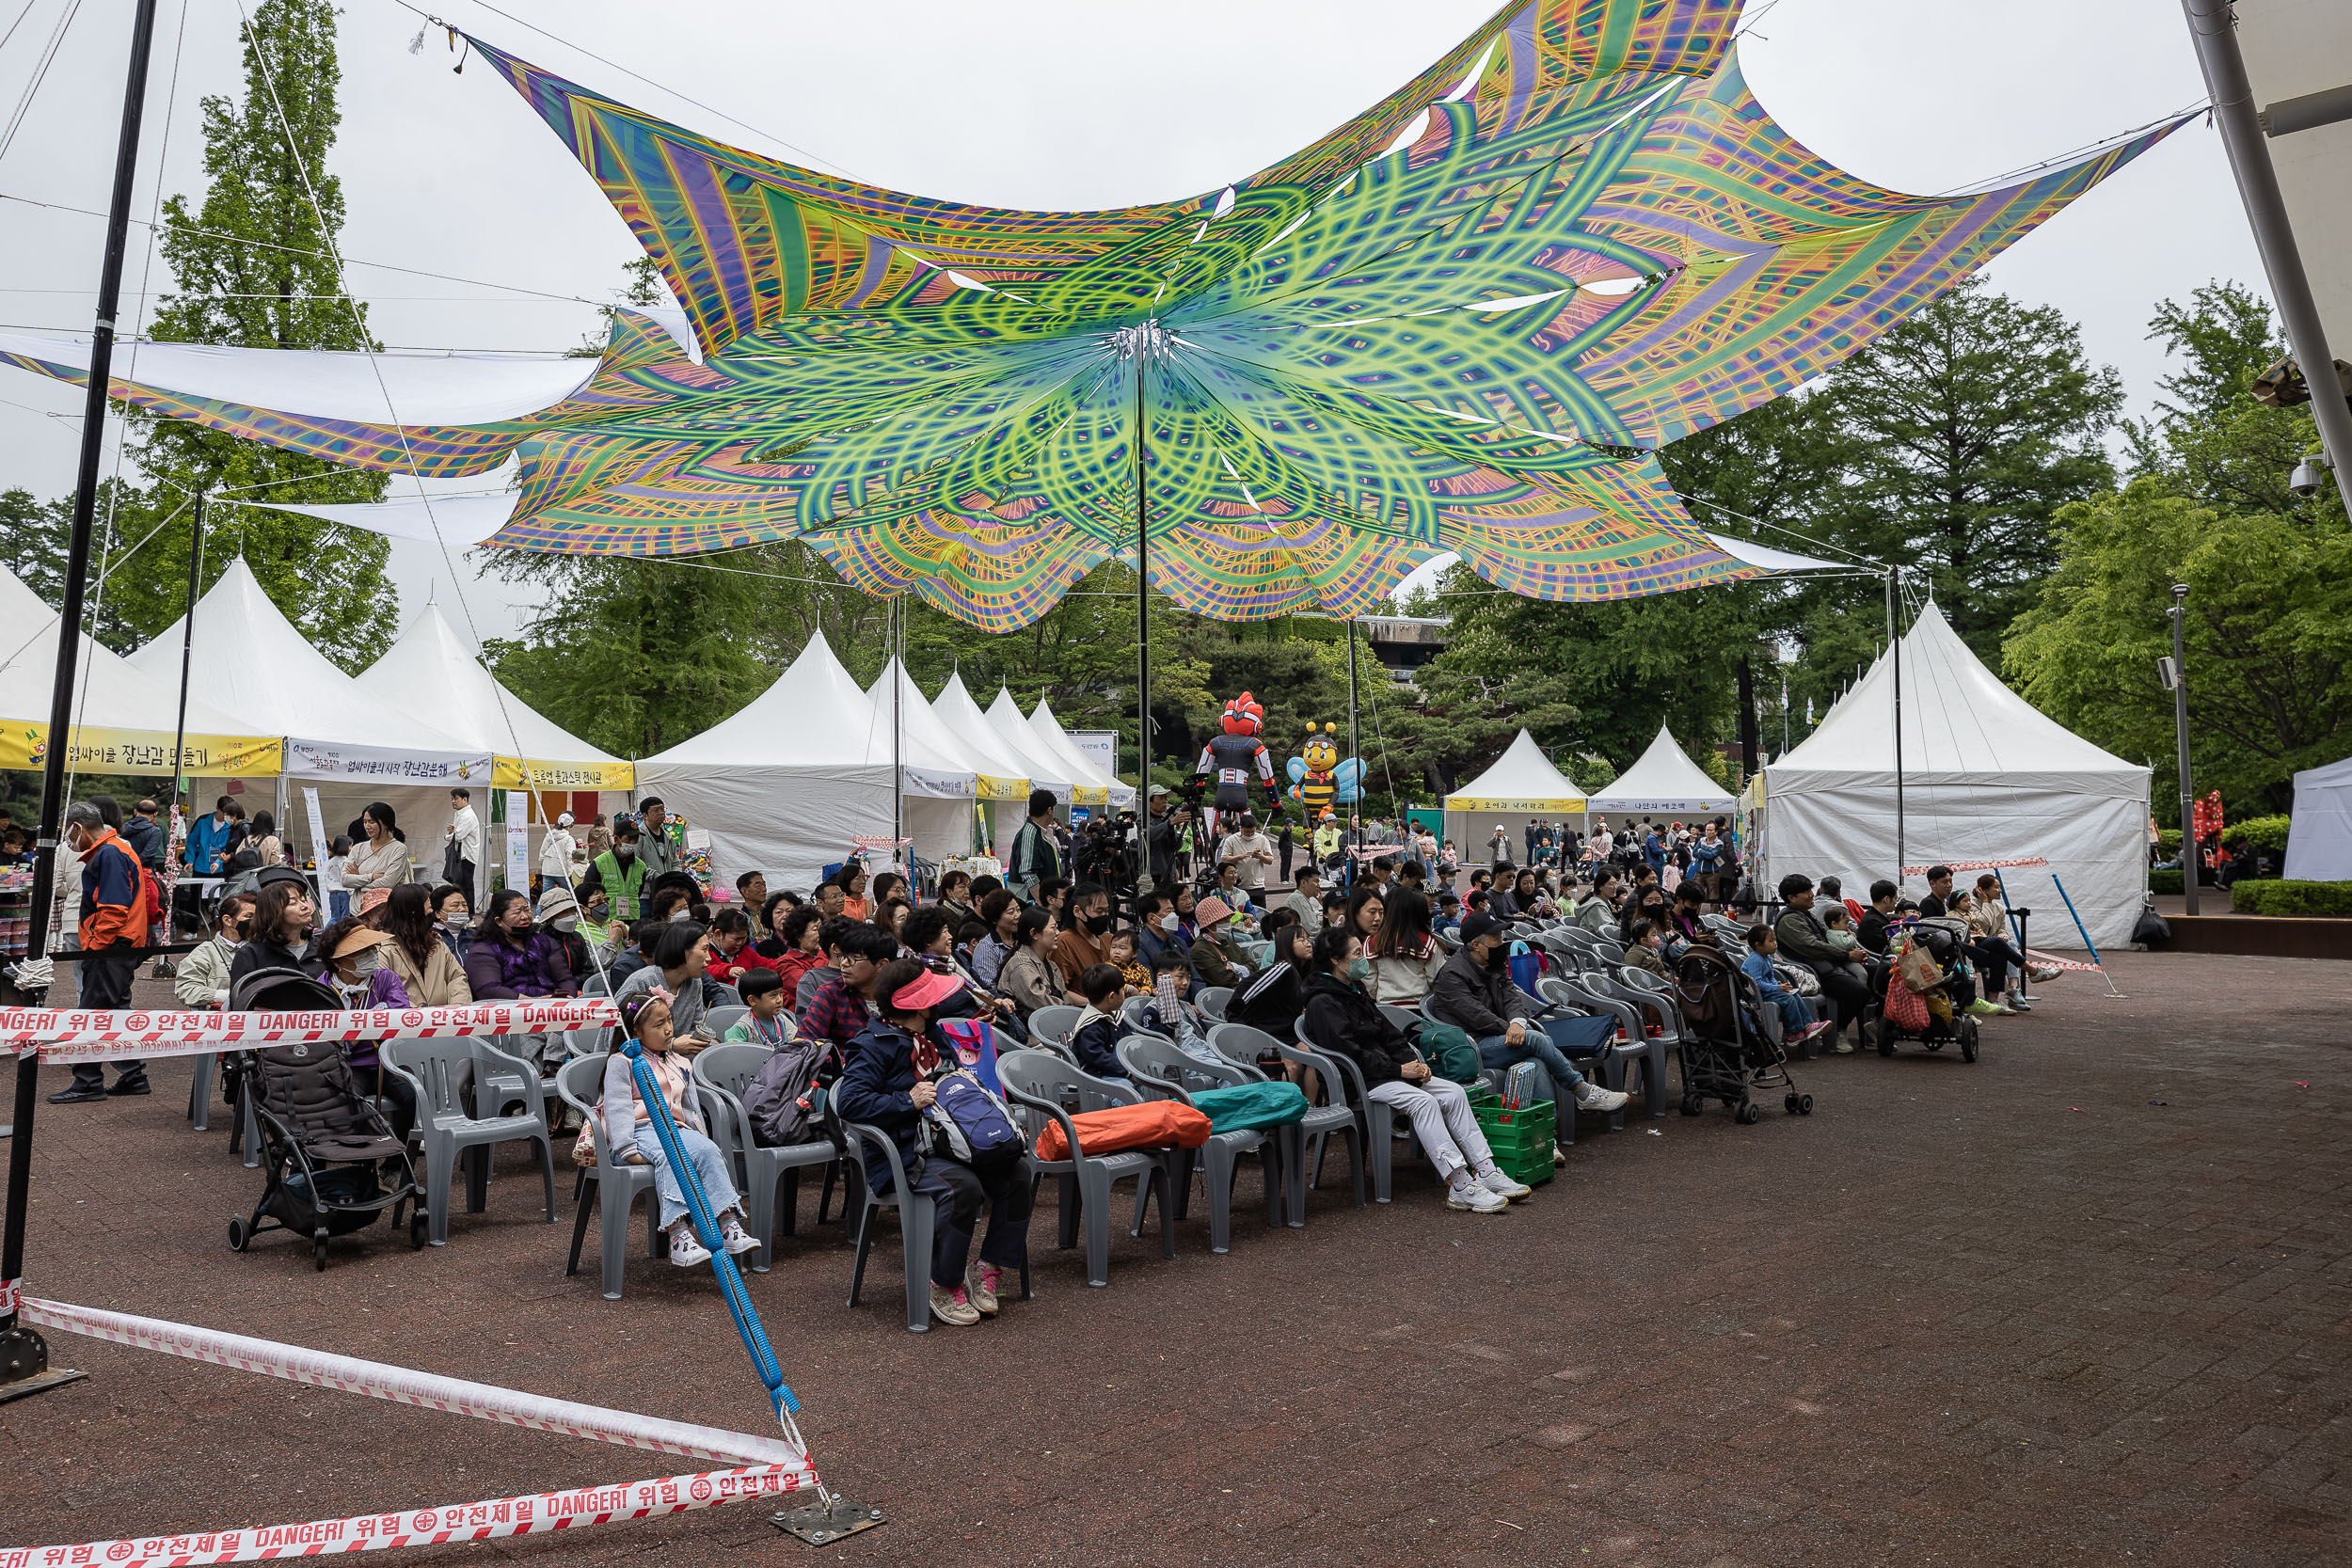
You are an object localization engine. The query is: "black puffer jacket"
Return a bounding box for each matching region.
[1300,972,1415,1088]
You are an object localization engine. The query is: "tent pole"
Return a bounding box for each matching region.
[1134,356,1149,789]
[1346,620,1360,862]
[4,0,161,1391]
[167,489,205,834]
[2170,584,2198,916]
[1887,566,1905,885]
[891,596,903,877]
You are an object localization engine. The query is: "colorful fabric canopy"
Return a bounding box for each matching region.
[0,0,2180,630]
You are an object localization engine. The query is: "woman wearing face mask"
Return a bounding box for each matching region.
[1300,927,1527,1213]
[317,917,420,1139]
[465,887,578,1003]
[174,893,253,1010]
[229,865,326,989]
[378,883,473,1006]
[343,801,413,914]
[535,886,596,988]
[429,883,473,965]
[1619,886,1672,947]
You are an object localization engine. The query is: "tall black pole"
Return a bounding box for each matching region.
[3,0,161,1381]
[1134,360,1149,786]
[1887,566,1905,884]
[168,490,205,832]
[2170,584,2198,916]
[1346,621,1360,859]
[1735,655,1757,782]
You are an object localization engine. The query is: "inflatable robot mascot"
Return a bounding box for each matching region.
[1286,722,1364,820]
[1195,691,1279,838]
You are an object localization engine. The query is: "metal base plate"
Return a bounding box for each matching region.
[771,1496,885,1546]
[0,1366,88,1404]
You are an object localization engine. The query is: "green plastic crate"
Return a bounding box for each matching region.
[1493,1140,1556,1185]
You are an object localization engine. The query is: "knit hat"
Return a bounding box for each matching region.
[1195,895,1233,926]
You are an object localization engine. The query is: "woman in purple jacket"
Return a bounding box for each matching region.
[465,887,579,1001]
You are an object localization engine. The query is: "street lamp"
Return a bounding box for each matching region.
[2166,584,2197,916]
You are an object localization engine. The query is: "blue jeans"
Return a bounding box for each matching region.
[1762,991,1813,1037]
[1474,1015,1613,1095]
[327,891,352,924]
[634,1122,742,1231]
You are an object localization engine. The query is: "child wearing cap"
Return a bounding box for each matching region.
[318,912,418,1140]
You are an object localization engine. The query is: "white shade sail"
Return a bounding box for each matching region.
[247,490,517,547]
[1585,723,1736,816]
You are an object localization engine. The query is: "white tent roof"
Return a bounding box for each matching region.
[355,602,628,784]
[1026,693,1136,809]
[1445,730,1587,811]
[1586,724,1736,815]
[127,559,478,763]
[1767,602,2144,789]
[0,563,276,765]
[931,671,1042,800]
[866,658,1025,802]
[980,685,1078,804]
[2285,754,2352,881]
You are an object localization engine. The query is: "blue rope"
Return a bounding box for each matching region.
[624,1039,801,1417]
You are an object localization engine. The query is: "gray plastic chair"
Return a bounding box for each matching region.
[1212,1022,1363,1212]
[1026,1005,1083,1051]
[1538,975,1646,1128]
[382,1037,556,1246]
[556,1053,661,1301]
[1195,987,1234,1022]
[1117,1034,1286,1252]
[690,1042,841,1272]
[703,1005,750,1039]
[996,1049,1176,1288]
[840,1121,939,1332]
[1118,994,1154,1029]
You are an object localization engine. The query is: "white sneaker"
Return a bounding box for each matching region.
[1574,1082,1630,1113]
[719,1215,760,1257]
[1477,1168,1533,1201]
[668,1227,712,1268]
[1447,1180,1511,1213]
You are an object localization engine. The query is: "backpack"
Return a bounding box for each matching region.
[1404,1019,1482,1085]
[920,1069,1026,1178]
[741,1037,834,1148]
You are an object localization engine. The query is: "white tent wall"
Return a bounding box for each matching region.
[1444,810,1554,867]
[634,762,892,896]
[2284,756,2352,880]
[1756,778,2149,950]
[306,782,468,901]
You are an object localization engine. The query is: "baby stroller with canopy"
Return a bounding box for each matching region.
[1670,942,1812,1125]
[224,966,427,1267]
[1875,916,1982,1062]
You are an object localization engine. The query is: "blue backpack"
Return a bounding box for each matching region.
[920,1069,1026,1178]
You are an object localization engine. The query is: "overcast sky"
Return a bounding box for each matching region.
[0,0,2261,645]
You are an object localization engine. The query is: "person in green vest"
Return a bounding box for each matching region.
[580,820,650,929]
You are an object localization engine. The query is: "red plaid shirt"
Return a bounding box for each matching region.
[800,971,874,1048]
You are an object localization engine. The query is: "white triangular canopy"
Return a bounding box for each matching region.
[1586,723,1736,815]
[0,563,277,773]
[1445,730,1587,812]
[127,559,485,780]
[981,686,1078,804]
[866,658,1025,803]
[1025,693,1136,809]
[355,601,629,786]
[932,671,1043,800]
[2285,754,2352,881]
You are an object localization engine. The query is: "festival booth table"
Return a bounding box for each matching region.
[1751,602,2150,949]
[1445,730,1588,864]
[351,600,635,879]
[635,631,976,893]
[1025,694,1137,814]
[2283,755,2352,881]
[933,671,1057,848]
[126,557,492,895]
[1584,723,1737,828]
[866,657,1022,861]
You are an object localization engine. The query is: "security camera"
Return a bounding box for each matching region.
[2289,451,2331,499]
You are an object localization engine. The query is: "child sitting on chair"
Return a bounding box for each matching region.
[1105,927,1150,993]
[1067,964,1130,1081]
[601,990,761,1268]
[1740,926,1828,1049]
[723,967,792,1049]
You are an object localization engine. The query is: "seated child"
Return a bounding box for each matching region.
[1106,926,1150,993]
[1068,963,1130,1080]
[1821,901,1863,958]
[722,967,793,1049]
[1141,945,1218,1064]
[1740,925,1826,1048]
[599,991,760,1267]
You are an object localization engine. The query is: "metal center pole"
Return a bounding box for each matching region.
[1346,620,1360,866]
[3,0,161,1398]
[1887,566,1905,885]
[1134,358,1150,792]
[2171,584,2199,916]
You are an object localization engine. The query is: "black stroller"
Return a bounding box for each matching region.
[1670,942,1813,1124]
[225,967,427,1268]
[1874,916,1982,1062]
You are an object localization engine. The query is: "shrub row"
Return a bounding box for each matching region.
[2227,879,2352,918]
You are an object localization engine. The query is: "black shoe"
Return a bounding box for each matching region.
[46,1085,108,1104]
[106,1077,152,1097]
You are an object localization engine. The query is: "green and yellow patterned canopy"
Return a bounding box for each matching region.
[8,0,2180,629]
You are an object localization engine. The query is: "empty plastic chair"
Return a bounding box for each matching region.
[1211,1022,1362,1212]
[1027,1005,1083,1052]
[691,1041,842,1272]
[1195,987,1234,1022]
[382,1037,556,1247]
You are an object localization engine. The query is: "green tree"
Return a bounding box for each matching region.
[2126,280,2330,519]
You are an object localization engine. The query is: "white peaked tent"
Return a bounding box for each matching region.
[1752,602,2149,949]
[2283,755,2352,880]
[636,632,975,891]
[932,671,1049,847]
[865,657,1000,860]
[1585,724,1736,819]
[1444,730,1587,860]
[1026,694,1136,812]
[0,564,278,778]
[983,687,1085,807]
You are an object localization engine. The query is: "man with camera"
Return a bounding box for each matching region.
[1142,786,1192,897]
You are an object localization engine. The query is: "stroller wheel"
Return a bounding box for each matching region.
[227,1216,248,1253]
[311,1229,330,1272]
[1735,1101,1761,1126]
[410,1209,429,1251]
[1680,1094,1704,1117]
[1961,1020,1980,1063]
[1784,1092,1802,1115]
[1795,1093,1814,1116]
[1876,1019,1897,1057]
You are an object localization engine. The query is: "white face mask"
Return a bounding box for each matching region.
[350,951,381,979]
[1158,914,1178,933]
[553,916,578,932]
[668,908,690,923]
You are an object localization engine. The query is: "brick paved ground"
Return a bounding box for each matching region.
[2,949,2346,1566]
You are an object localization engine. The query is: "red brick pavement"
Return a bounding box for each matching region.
[1,950,2346,1565]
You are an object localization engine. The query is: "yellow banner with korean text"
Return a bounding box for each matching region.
[0,722,280,778]
[494,756,636,791]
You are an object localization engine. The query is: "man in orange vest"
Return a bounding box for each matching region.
[47,799,152,1104]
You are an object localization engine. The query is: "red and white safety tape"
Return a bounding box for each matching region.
[4,1000,617,1062]
[1899,857,2050,876]
[0,1459,810,1567]
[2025,947,2105,974]
[18,1297,809,1471]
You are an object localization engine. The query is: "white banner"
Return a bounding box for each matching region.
[300,785,329,864]
[5,999,618,1060]
[1068,729,1119,779]
[504,789,530,893]
[284,737,493,784]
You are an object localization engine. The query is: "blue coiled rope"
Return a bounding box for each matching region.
[624,1038,801,1418]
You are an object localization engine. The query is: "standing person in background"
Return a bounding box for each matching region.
[1007,789,1062,904]
[538,810,580,900]
[320,835,353,924]
[1278,818,1296,886]
[246,811,284,868]
[188,795,235,879]
[45,800,153,1104]
[1217,812,1278,899]
[580,821,649,925]
[343,801,413,914]
[634,798,679,878]
[120,797,165,872]
[1487,825,1511,866]
[443,789,482,896]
